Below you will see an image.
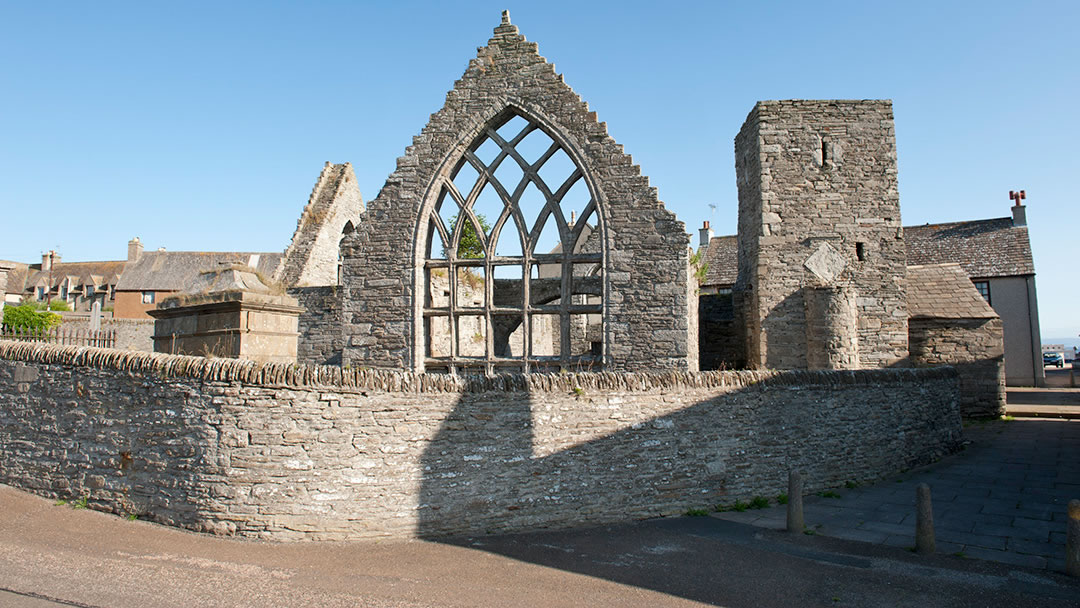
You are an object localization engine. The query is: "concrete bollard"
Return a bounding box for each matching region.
[787,470,804,533]
[916,483,935,555]
[1067,499,1080,577]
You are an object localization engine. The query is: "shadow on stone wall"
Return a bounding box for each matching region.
[416,375,960,539]
[415,375,961,603]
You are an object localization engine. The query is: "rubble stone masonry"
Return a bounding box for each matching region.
[341,16,692,372]
[909,317,1005,418]
[0,342,961,540]
[290,286,343,366]
[278,163,364,288]
[735,100,907,370]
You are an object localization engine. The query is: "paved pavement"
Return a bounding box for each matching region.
[1008,382,1080,419]
[715,412,1080,572]
[1,484,1077,607]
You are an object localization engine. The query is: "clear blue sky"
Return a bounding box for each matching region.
[1,1,1076,338]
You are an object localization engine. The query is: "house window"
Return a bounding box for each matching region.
[142,291,155,304]
[422,111,603,374]
[86,285,95,297]
[109,286,116,300]
[60,284,68,300]
[973,281,991,305]
[37,286,45,301]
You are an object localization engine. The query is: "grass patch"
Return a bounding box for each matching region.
[748,496,770,510]
[71,495,89,510]
[716,500,750,512]
[776,493,788,505]
[54,499,68,506]
[126,514,138,521]
[686,508,710,517]
[818,490,841,499]
[844,480,859,489]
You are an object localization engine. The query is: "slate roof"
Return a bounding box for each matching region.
[23,261,126,291]
[1,261,29,296]
[699,215,1035,288]
[701,235,738,287]
[904,217,1034,279]
[115,251,283,292]
[906,264,998,320]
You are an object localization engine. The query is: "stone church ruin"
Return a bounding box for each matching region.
[0,13,986,541]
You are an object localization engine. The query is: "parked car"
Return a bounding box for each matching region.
[1043,352,1064,368]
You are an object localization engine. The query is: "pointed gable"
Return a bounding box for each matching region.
[341,12,692,372]
[278,162,365,287]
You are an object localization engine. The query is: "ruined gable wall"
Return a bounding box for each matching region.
[341,17,691,372]
[735,101,907,369]
[279,163,364,288]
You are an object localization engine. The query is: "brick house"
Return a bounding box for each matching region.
[113,245,282,319]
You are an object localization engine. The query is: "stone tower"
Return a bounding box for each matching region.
[277,162,365,287]
[734,100,907,369]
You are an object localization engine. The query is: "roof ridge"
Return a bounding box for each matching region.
[904,216,1013,229]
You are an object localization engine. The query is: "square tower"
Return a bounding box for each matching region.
[734,100,907,369]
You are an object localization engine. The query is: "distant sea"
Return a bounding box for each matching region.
[1043,337,1080,358]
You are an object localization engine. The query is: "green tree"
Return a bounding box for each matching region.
[446,213,491,259]
[2,304,61,332]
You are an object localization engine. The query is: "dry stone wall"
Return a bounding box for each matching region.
[909,318,1005,418]
[0,341,961,540]
[341,15,692,373]
[735,100,907,370]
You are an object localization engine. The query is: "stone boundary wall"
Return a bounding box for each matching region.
[909,317,1005,418]
[0,341,961,540]
[290,286,343,366]
[60,317,155,352]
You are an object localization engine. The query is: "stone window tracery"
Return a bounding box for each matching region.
[422,112,603,374]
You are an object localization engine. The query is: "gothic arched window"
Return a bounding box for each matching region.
[422,111,603,374]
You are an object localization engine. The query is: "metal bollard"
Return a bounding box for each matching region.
[787,470,804,533]
[916,484,935,555]
[1067,499,1080,577]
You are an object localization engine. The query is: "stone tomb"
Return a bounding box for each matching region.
[149,267,303,364]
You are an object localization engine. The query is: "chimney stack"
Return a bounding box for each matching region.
[1009,190,1027,227]
[127,237,144,262]
[41,250,60,271]
[699,221,714,249]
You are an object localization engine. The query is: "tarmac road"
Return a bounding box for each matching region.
[1,485,1077,608]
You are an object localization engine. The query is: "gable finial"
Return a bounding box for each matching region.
[501,10,510,25]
